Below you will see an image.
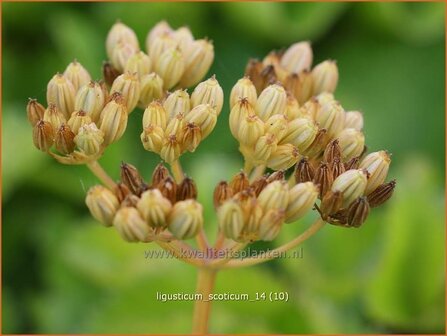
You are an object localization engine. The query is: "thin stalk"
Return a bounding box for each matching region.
[86,160,116,189]
[223,219,325,268]
[249,164,266,182]
[192,268,217,334]
[209,242,246,268]
[214,230,226,251]
[170,159,185,183]
[156,241,203,267]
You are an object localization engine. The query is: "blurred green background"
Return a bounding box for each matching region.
[2,2,445,334]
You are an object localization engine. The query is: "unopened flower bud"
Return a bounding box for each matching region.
[64,60,91,92]
[86,185,120,227]
[230,77,257,109]
[267,144,300,170]
[265,114,288,141]
[184,104,217,139]
[155,47,185,90]
[148,33,178,63]
[121,162,144,195]
[114,207,150,242]
[124,51,152,78]
[302,128,327,157]
[172,26,194,53]
[367,180,396,208]
[284,92,301,120]
[285,182,319,223]
[67,110,92,134]
[284,71,313,105]
[139,73,165,107]
[312,60,339,95]
[137,188,172,228]
[257,180,289,210]
[46,73,75,119]
[180,122,202,152]
[313,162,334,198]
[141,125,164,153]
[218,200,244,241]
[146,21,173,52]
[320,190,343,218]
[300,98,319,120]
[143,101,167,129]
[106,21,139,60]
[253,133,277,164]
[191,75,224,115]
[111,72,140,113]
[27,98,45,126]
[55,124,76,154]
[331,169,368,208]
[160,135,181,164]
[74,81,105,122]
[163,89,190,119]
[344,111,364,131]
[110,40,138,73]
[177,177,198,201]
[178,39,214,88]
[280,41,313,73]
[250,175,268,196]
[229,98,255,138]
[258,209,285,241]
[165,114,185,138]
[43,103,66,130]
[256,84,287,121]
[294,157,315,183]
[337,128,365,161]
[315,100,345,139]
[102,61,120,87]
[346,197,369,227]
[359,151,391,195]
[237,114,264,146]
[229,171,249,194]
[168,200,203,240]
[98,92,128,145]
[33,120,54,152]
[316,92,335,105]
[244,59,264,93]
[280,118,318,152]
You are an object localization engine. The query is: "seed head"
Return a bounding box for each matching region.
[146,21,174,54]
[344,111,364,131]
[143,101,167,129]
[284,71,313,105]
[252,133,277,164]
[280,41,313,73]
[85,185,120,227]
[320,190,343,219]
[120,162,144,195]
[266,144,300,170]
[218,199,245,241]
[155,47,185,90]
[257,180,289,211]
[313,162,334,198]
[74,123,104,156]
[323,139,341,165]
[346,197,370,227]
[110,72,140,113]
[163,89,191,119]
[160,135,181,164]
[177,177,198,201]
[338,128,365,161]
[151,163,170,186]
[184,104,217,140]
[229,98,255,139]
[280,118,318,152]
[294,157,315,183]
[74,81,105,122]
[258,209,285,241]
[229,171,249,194]
[158,176,178,204]
[331,158,346,179]
[284,93,301,120]
[106,21,139,61]
[124,51,152,79]
[55,124,76,154]
[230,77,257,109]
[180,122,202,152]
[102,61,121,87]
[244,59,264,93]
[46,73,76,119]
[315,100,345,139]
[178,39,214,88]
[67,110,92,134]
[265,114,288,141]
[367,180,396,208]
[98,92,128,145]
[213,181,233,209]
[237,114,264,146]
[250,175,269,196]
[141,125,164,153]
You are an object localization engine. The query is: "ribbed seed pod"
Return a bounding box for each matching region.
[177,177,198,201]
[280,41,313,73]
[137,189,172,228]
[113,207,151,242]
[141,125,164,153]
[256,84,287,121]
[294,157,315,183]
[266,144,300,170]
[320,190,344,219]
[359,151,391,195]
[163,89,190,119]
[315,100,345,139]
[120,162,144,195]
[367,180,396,208]
[27,99,45,126]
[106,21,139,59]
[168,200,203,240]
[139,73,165,107]
[285,182,319,223]
[158,176,178,204]
[43,103,66,130]
[253,133,277,164]
[218,200,245,241]
[229,98,255,138]
[143,101,167,129]
[312,60,339,95]
[180,122,201,152]
[146,21,173,52]
[280,118,318,152]
[258,209,285,241]
[323,139,341,164]
[102,61,121,87]
[344,111,364,131]
[191,75,224,115]
[237,114,264,146]
[284,71,313,105]
[265,114,288,141]
[284,93,301,120]
[46,73,75,119]
[160,135,181,164]
[165,113,185,138]
[172,26,194,54]
[74,81,105,122]
[151,163,170,186]
[229,171,249,194]
[148,33,178,63]
[313,162,334,198]
[124,51,152,78]
[338,128,365,161]
[331,169,368,208]
[64,60,91,92]
[86,185,120,227]
[178,39,214,88]
[184,104,217,139]
[244,59,264,93]
[331,158,346,179]
[251,175,268,196]
[155,47,185,90]
[346,197,369,227]
[32,120,54,152]
[213,181,233,208]
[230,77,257,109]
[110,72,140,113]
[267,170,286,183]
[257,180,289,210]
[98,92,128,145]
[67,110,92,134]
[55,124,76,154]
[110,40,138,73]
[74,123,104,156]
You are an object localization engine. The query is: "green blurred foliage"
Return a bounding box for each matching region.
[2,2,445,334]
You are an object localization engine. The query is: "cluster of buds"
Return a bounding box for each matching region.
[27,60,137,164]
[86,163,203,242]
[104,21,214,108]
[141,75,223,163]
[215,170,319,242]
[246,42,338,104]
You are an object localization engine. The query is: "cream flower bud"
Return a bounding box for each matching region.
[184,104,217,139]
[285,182,319,223]
[55,124,76,154]
[74,123,104,155]
[141,125,164,153]
[33,120,54,152]
[237,114,264,146]
[160,135,181,163]
[179,122,202,152]
[316,92,335,105]
[280,41,313,73]
[67,110,92,134]
[86,185,120,227]
[114,207,151,242]
[146,21,173,52]
[165,113,185,138]
[256,84,287,121]
[168,200,203,240]
[143,101,167,129]
[98,93,128,145]
[64,60,91,92]
[124,51,152,78]
[43,103,66,130]
[284,93,301,120]
[267,144,300,170]
[230,77,257,109]
[74,81,105,122]
[229,98,255,138]
[359,151,391,195]
[284,71,313,105]
[257,180,289,211]
[258,209,285,241]
[312,60,339,95]
[344,111,364,131]
[280,118,318,152]
[137,188,172,228]
[27,99,45,126]
[172,26,194,53]
[265,114,288,141]
[315,100,345,138]
[111,72,140,113]
[331,169,368,208]
[178,39,214,88]
[148,33,178,63]
[338,128,365,161]
[163,89,190,119]
[155,47,185,90]
[253,133,277,164]
[139,73,164,107]
[300,98,319,120]
[218,200,244,241]
[46,73,75,119]
[106,22,139,59]
[191,76,224,115]
[111,40,138,73]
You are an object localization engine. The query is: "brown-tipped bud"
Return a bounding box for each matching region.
[252,133,277,165]
[46,73,76,119]
[259,64,277,89]
[250,175,268,196]
[177,177,198,201]
[301,128,327,157]
[155,47,185,90]
[43,103,66,130]
[121,194,140,208]
[74,81,105,122]
[284,71,314,105]
[55,124,76,154]
[367,180,396,208]
[191,75,224,115]
[244,59,264,93]
[179,122,201,152]
[184,104,217,140]
[33,120,54,152]
[121,162,144,195]
[139,73,165,107]
[313,162,334,198]
[266,170,285,183]
[315,100,345,139]
[110,40,138,73]
[237,113,265,146]
[160,135,181,164]
[74,123,104,156]
[124,51,152,79]
[265,114,288,141]
[168,200,204,240]
[218,199,244,241]
[267,144,300,171]
[158,176,178,204]
[230,77,257,109]
[114,182,131,203]
[229,98,255,139]
[257,180,289,210]
[213,181,234,208]
[148,31,177,61]
[163,89,190,119]
[258,209,285,242]
[172,26,194,54]
[312,60,339,95]
[141,125,164,153]
[331,169,368,208]
[344,111,364,131]
[229,171,249,194]
[86,185,120,227]
[143,101,168,129]
[165,115,185,141]
[98,93,128,145]
[345,156,360,170]
[27,99,45,126]
[294,157,315,183]
[331,158,346,179]
[113,207,151,242]
[137,189,172,229]
[338,128,365,161]
[151,163,170,186]
[300,97,319,120]
[323,139,341,164]
[347,197,370,227]
[359,151,392,195]
[280,41,313,73]
[320,190,343,218]
[280,118,318,152]
[106,21,139,60]
[285,182,319,223]
[110,72,140,113]
[178,39,214,88]
[102,61,121,87]
[64,60,91,92]
[256,84,287,121]
[284,92,301,120]
[146,21,173,51]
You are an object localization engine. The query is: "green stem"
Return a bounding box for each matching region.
[192,268,217,334]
